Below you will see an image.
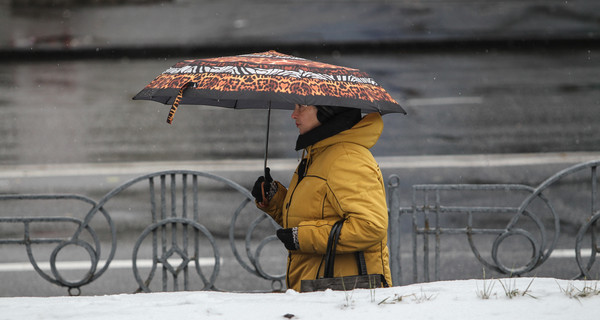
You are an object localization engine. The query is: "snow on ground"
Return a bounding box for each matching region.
[1,278,599,320]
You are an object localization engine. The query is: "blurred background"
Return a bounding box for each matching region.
[0,0,599,296]
[1,0,599,166]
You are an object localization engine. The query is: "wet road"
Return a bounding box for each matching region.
[1,0,600,298]
[0,48,599,166]
[1,47,600,296]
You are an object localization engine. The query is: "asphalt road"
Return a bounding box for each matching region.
[1,46,600,296]
[0,47,599,165]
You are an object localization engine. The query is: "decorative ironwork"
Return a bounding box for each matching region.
[515,160,600,280]
[387,159,600,285]
[2,160,599,295]
[0,170,283,295]
[0,194,113,296]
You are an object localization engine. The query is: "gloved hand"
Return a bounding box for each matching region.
[252,167,274,207]
[276,228,298,251]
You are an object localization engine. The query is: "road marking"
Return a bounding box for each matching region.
[549,249,593,259]
[1,249,592,272]
[0,258,219,272]
[377,152,600,169]
[0,152,599,178]
[406,96,483,106]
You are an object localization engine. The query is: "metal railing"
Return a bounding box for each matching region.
[0,194,112,296]
[2,160,599,295]
[387,159,600,285]
[0,170,283,296]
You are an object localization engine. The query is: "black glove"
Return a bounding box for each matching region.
[252,167,274,205]
[276,228,298,251]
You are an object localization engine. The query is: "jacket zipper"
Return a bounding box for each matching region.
[284,148,311,228]
[284,181,299,228]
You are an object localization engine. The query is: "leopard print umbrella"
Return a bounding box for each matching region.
[133,50,405,124]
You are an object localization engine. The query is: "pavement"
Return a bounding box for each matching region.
[2,151,600,179]
[1,0,599,59]
[2,151,600,205]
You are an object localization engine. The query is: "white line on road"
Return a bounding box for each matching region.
[549,249,593,259]
[393,249,593,260]
[0,152,599,178]
[377,152,600,169]
[405,96,483,106]
[1,249,591,272]
[0,258,219,272]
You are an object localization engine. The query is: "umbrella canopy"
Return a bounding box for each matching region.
[133,50,405,176]
[132,50,405,124]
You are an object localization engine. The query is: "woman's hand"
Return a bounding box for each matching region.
[276,228,298,250]
[252,167,274,207]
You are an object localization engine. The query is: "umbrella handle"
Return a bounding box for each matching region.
[259,181,270,207]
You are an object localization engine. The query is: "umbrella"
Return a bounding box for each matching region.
[133,50,405,174]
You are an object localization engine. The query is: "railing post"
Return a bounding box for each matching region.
[386,174,401,285]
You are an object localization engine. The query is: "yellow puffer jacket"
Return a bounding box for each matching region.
[260,112,392,291]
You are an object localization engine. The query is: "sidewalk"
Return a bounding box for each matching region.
[1,152,600,179]
[1,152,599,200]
[1,0,599,58]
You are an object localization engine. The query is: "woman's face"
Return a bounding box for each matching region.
[291,104,320,134]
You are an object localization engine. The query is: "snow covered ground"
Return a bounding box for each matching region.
[1,278,598,320]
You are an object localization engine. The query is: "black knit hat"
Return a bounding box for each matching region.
[316,105,354,123]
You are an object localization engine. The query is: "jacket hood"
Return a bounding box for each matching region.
[311,112,383,151]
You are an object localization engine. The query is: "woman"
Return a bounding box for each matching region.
[252,104,392,291]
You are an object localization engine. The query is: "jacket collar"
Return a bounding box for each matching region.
[295,108,362,151]
[295,113,383,182]
[311,112,383,151]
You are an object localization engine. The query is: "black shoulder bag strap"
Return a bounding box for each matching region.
[323,219,344,278]
[355,251,368,276]
[322,219,390,288]
[323,219,369,278]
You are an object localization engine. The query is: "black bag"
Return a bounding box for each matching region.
[300,219,388,292]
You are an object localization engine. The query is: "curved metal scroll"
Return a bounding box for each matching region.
[487,188,557,276]
[517,160,600,279]
[1,170,284,295]
[228,193,285,291]
[387,159,600,284]
[0,194,114,296]
[83,170,282,293]
[132,217,220,292]
[386,180,558,284]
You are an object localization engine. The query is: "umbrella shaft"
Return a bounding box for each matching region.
[264,103,271,176]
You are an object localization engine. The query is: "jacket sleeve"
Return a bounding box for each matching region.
[255,181,287,227]
[297,151,388,254]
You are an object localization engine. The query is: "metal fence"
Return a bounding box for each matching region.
[387,159,599,285]
[1,161,599,295]
[0,170,283,296]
